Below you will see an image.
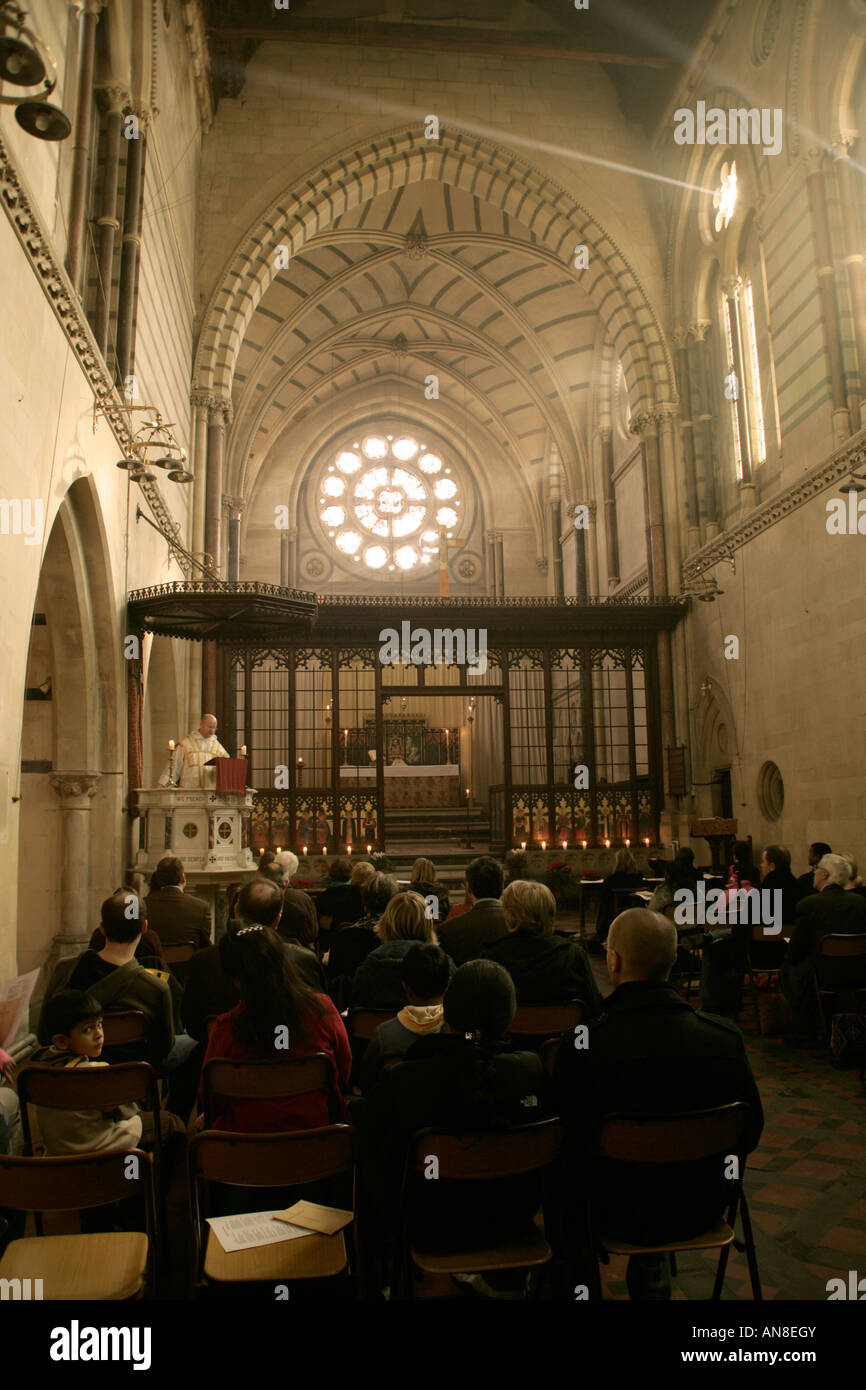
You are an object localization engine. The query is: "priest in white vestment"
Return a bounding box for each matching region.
[160,714,230,788]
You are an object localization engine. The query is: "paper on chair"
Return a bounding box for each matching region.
[206,1210,311,1254]
[274,1201,353,1235]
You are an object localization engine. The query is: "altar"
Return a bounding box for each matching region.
[339,762,460,808]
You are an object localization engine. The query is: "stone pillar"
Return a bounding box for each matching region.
[549,444,564,599]
[833,134,866,431]
[115,109,147,387]
[65,0,104,292]
[203,397,231,712]
[486,530,497,596]
[495,533,505,597]
[49,774,100,961]
[93,86,127,359]
[689,319,720,538]
[655,403,683,593]
[599,426,619,589]
[224,496,245,582]
[673,329,701,555]
[806,151,852,444]
[280,531,290,587]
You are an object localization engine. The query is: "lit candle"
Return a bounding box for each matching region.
[168,739,175,752]
[582,839,588,850]
[562,841,568,851]
[302,846,308,856]
[541,840,547,851]
[259,847,264,856]
[604,838,611,849]
[520,841,527,851]
[366,843,372,853]
[347,845,352,855]
[276,846,281,853]
[240,744,247,758]
[644,836,651,847]
[625,837,630,847]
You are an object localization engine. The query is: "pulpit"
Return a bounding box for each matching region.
[216,757,248,795]
[690,817,737,873]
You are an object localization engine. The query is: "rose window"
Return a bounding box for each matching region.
[318,433,461,571]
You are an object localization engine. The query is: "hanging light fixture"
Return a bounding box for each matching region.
[109,408,192,485]
[0,2,71,141]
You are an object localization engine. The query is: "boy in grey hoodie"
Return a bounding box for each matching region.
[361,944,449,1093]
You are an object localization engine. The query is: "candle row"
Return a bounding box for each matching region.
[520,837,653,850]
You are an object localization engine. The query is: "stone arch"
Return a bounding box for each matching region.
[17,478,123,984]
[193,125,673,416]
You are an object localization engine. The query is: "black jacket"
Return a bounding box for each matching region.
[788,885,866,966]
[596,872,645,941]
[350,939,455,1014]
[143,885,211,950]
[481,930,602,1019]
[409,879,451,923]
[553,980,764,1244]
[761,866,803,926]
[362,1032,551,1246]
[317,883,364,929]
[182,939,325,1042]
[280,887,319,949]
[438,899,508,965]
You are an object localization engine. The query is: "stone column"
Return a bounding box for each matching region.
[833,133,866,431]
[806,150,852,444]
[203,397,231,712]
[673,329,701,555]
[486,530,497,597]
[65,0,104,292]
[598,426,619,589]
[93,85,127,358]
[549,444,564,599]
[224,496,246,582]
[49,774,100,960]
[495,533,505,597]
[689,319,720,538]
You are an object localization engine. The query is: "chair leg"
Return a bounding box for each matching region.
[669,1251,677,1277]
[712,1241,731,1300]
[739,1193,762,1302]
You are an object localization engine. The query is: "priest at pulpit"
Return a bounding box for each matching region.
[160,714,230,789]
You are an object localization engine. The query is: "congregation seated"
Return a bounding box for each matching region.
[182,879,325,1041]
[595,849,645,945]
[840,851,866,899]
[89,882,167,967]
[554,908,764,1299]
[437,856,508,965]
[316,857,365,949]
[781,854,866,1044]
[260,850,319,949]
[647,857,698,915]
[795,841,832,898]
[144,856,211,951]
[408,857,450,922]
[481,880,602,1018]
[361,959,551,1251]
[350,890,455,1013]
[202,921,351,1132]
[758,843,803,924]
[41,890,176,1067]
[326,871,397,1009]
[360,943,449,1093]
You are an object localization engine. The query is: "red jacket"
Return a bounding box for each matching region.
[202,995,352,1132]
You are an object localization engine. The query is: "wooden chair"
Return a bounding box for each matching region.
[349,1008,397,1042]
[745,924,788,1033]
[0,1148,157,1299]
[187,1125,357,1291]
[162,941,196,984]
[508,1001,583,1040]
[18,1060,167,1239]
[100,1010,150,1050]
[396,1119,563,1299]
[814,933,866,1046]
[592,1103,761,1300]
[201,1053,341,1129]
[663,904,704,1000]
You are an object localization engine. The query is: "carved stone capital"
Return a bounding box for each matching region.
[222,495,246,517]
[832,129,858,160]
[597,426,612,443]
[653,401,680,428]
[535,557,549,573]
[630,410,657,438]
[689,319,712,342]
[50,773,100,804]
[721,276,743,300]
[672,327,689,351]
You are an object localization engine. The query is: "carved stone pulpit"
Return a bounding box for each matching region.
[690,817,738,873]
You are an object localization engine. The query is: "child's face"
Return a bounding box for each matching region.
[57,1016,104,1058]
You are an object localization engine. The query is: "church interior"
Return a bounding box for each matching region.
[0,0,865,1326]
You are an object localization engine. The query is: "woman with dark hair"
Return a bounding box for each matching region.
[202,925,351,1131]
[362,959,551,1258]
[728,840,760,889]
[326,871,398,1009]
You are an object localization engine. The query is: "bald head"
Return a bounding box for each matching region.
[199,714,217,737]
[236,877,283,928]
[607,908,677,985]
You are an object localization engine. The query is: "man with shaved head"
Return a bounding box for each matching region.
[554,908,763,1300]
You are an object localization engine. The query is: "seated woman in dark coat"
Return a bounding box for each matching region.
[350,890,454,1014]
[408,857,451,924]
[482,879,602,1019]
[362,959,551,1254]
[595,849,645,946]
[326,872,398,1010]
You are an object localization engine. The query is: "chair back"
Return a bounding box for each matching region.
[0,1147,156,1220]
[17,1061,160,1158]
[817,933,866,958]
[598,1103,749,1165]
[201,1052,339,1127]
[163,941,196,966]
[100,1010,150,1047]
[508,1001,583,1038]
[751,924,788,942]
[410,1119,563,1181]
[189,1123,356,1189]
[350,1009,397,1041]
